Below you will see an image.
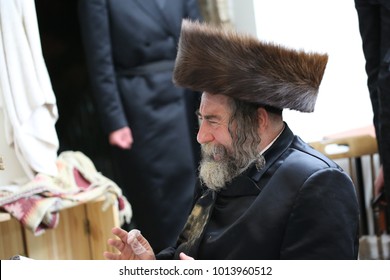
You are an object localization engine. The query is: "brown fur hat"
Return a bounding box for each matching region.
[173,20,328,112]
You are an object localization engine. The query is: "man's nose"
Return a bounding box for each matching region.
[197,123,214,144]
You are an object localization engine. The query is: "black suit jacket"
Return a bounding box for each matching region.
[157,124,360,259]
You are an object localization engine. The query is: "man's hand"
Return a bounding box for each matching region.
[109,127,133,149]
[179,252,194,260]
[103,227,156,260]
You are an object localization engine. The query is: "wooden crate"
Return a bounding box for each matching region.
[0,213,25,259]
[0,198,119,260]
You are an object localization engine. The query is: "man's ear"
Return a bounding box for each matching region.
[257,107,269,129]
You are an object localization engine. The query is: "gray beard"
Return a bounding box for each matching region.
[199,158,236,191]
[198,143,261,191]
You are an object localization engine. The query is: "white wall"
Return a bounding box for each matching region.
[230,0,373,142]
[228,0,257,36]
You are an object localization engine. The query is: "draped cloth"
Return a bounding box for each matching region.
[0,0,59,180]
[0,151,132,235]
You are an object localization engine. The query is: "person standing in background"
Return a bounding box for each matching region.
[78,0,202,253]
[355,0,390,232]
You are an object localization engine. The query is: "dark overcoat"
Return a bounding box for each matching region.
[78,0,202,251]
[157,124,360,259]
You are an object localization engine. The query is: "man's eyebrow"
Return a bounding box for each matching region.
[196,110,220,121]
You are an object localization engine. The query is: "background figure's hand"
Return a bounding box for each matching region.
[104,227,156,260]
[109,127,133,149]
[374,165,385,197]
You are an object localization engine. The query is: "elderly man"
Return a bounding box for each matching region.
[104,20,360,260]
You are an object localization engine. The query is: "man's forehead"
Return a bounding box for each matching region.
[200,92,230,112]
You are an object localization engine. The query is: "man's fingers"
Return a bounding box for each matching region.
[112,227,129,242]
[104,251,121,260]
[179,252,194,260]
[127,229,147,255]
[107,238,125,251]
[126,229,155,260]
[103,251,115,260]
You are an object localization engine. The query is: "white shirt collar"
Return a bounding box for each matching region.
[260,123,285,155]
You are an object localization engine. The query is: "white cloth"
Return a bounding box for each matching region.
[0,151,132,235]
[0,0,59,179]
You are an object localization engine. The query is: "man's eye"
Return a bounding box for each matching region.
[208,120,219,125]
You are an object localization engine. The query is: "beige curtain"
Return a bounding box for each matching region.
[198,0,232,27]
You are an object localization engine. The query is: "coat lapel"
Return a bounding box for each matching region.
[133,0,176,37]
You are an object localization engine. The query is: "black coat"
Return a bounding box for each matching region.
[157,124,360,259]
[78,0,202,251]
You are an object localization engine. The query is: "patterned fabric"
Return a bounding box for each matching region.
[0,151,132,235]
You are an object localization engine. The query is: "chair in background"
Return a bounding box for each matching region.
[310,134,390,259]
[309,135,378,236]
